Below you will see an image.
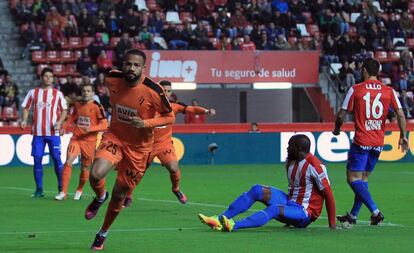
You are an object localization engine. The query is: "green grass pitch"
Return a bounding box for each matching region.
[0,163,413,253]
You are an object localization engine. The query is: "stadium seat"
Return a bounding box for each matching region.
[135,0,148,10]
[68,37,83,49]
[46,50,61,63]
[109,37,121,49]
[61,50,75,63]
[350,13,360,23]
[83,36,95,48]
[330,63,342,74]
[66,64,80,76]
[60,37,69,49]
[166,11,180,24]
[388,51,400,62]
[37,64,51,76]
[32,51,46,63]
[296,24,309,36]
[52,64,66,77]
[375,51,388,62]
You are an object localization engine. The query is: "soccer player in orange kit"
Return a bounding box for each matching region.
[123,80,216,207]
[85,49,174,250]
[55,83,108,201]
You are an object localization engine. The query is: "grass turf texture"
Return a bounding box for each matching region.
[0,163,413,253]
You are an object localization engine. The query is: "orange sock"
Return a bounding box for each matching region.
[62,163,72,194]
[102,196,124,231]
[77,169,89,192]
[90,177,106,199]
[170,169,181,192]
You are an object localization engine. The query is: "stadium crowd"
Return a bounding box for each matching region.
[1,0,414,123]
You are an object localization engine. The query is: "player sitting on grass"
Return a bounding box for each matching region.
[199,134,336,231]
[55,83,108,200]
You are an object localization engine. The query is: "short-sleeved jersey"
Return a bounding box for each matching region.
[21,87,68,136]
[287,154,331,221]
[105,71,172,148]
[341,80,402,146]
[154,102,207,146]
[70,100,107,139]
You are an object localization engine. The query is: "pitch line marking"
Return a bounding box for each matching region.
[0,186,407,229]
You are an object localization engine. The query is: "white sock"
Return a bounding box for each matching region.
[372,209,380,216]
[349,213,357,220]
[98,229,108,237]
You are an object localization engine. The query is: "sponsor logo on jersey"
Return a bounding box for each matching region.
[365,119,382,131]
[77,116,91,127]
[115,104,137,123]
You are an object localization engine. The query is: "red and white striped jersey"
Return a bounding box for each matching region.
[287,153,331,221]
[341,80,402,147]
[21,87,68,136]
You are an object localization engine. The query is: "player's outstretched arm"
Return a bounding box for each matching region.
[322,186,336,229]
[333,109,346,136]
[396,108,409,152]
[186,106,216,116]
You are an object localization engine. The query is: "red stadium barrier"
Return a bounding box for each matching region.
[2,123,414,134]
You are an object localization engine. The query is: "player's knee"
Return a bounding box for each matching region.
[265,205,280,218]
[247,184,264,200]
[33,156,43,164]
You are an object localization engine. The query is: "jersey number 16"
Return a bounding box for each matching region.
[363,92,383,119]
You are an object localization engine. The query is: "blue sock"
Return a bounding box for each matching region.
[350,181,368,217]
[221,184,263,219]
[234,205,278,230]
[50,146,63,192]
[33,156,43,191]
[350,180,377,213]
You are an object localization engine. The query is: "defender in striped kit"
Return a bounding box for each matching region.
[20,67,68,197]
[199,134,336,231]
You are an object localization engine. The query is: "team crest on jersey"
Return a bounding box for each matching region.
[77,116,91,127]
[115,104,137,123]
[37,101,50,109]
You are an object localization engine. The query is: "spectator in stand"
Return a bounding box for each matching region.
[271,0,289,14]
[4,74,20,110]
[67,0,83,17]
[219,36,232,50]
[77,7,93,35]
[400,50,412,71]
[138,26,151,43]
[231,38,242,50]
[60,75,81,106]
[386,12,404,40]
[140,9,149,27]
[158,0,177,11]
[244,0,263,23]
[273,34,291,50]
[266,22,282,43]
[180,22,198,50]
[184,99,207,124]
[85,0,99,16]
[106,9,121,36]
[337,33,355,62]
[123,7,142,36]
[335,11,350,36]
[366,23,384,51]
[64,9,79,36]
[43,19,65,49]
[230,9,248,38]
[0,78,5,112]
[132,36,147,50]
[241,35,257,51]
[148,10,164,35]
[115,0,133,17]
[193,21,213,50]
[162,22,189,50]
[31,0,48,24]
[88,33,105,61]
[93,72,111,116]
[214,9,232,39]
[289,0,307,23]
[339,60,356,91]
[278,11,296,36]
[400,11,413,37]
[145,34,164,50]
[16,0,33,23]
[322,34,339,64]
[248,122,261,133]
[257,31,272,50]
[353,61,363,83]
[95,17,108,34]
[355,9,373,36]
[115,33,133,67]
[76,48,96,77]
[319,8,337,34]
[45,6,67,31]
[96,50,113,73]
[194,0,214,21]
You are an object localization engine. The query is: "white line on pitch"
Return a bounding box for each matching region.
[0,186,407,228]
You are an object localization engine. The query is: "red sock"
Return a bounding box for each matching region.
[77,169,89,192]
[62,164,72,194]
[170,169,181,192]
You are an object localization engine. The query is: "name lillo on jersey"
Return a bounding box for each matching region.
[77,116,91,127]
[365,119,382,131]
[366,83,382,90]
[116,104,137,123]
